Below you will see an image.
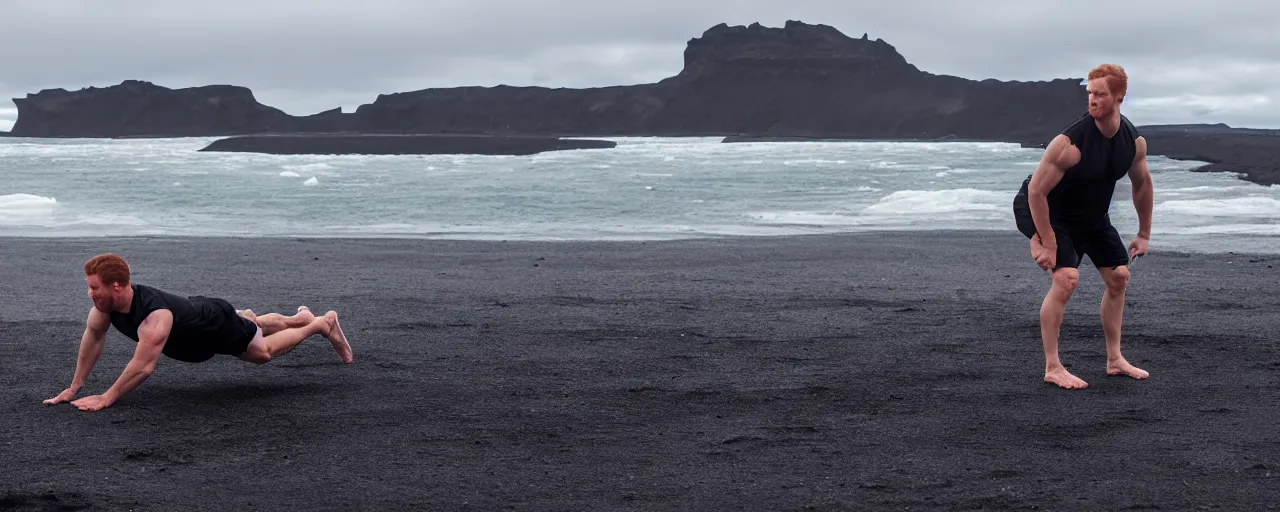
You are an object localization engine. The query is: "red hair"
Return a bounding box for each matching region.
[85,253,131,286]
[1088,63,1128,101]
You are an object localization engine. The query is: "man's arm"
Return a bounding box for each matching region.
[71,309,171,411]
[1027,134,1079,250]
[1129,136,1153,239]
[43,307,111,405]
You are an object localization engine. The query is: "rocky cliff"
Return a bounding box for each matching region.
[9,80,348,137]
[7,21,1086,142]
[344,21,1086,142]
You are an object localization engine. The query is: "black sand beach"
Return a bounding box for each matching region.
[3,231,1278,510]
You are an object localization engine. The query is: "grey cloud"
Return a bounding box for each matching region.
[0,108,15,131]
[2,0,1278,127]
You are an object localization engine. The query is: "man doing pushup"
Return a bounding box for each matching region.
[44,253,353,411]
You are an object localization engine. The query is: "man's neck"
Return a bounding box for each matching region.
[1094,112,1121,138]
[118,285,134,313]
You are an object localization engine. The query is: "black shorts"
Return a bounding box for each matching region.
[161,298,259,363]
[1014,205,1129,270]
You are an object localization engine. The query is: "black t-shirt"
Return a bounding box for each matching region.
[107,284,257,362]
[1045,113,1141,229]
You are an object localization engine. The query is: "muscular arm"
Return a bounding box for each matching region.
[1027,134,1080,249]
[44,307,111,404]
[72,308,111,390]
[101,309,170,404]
[1129,136,1153,239]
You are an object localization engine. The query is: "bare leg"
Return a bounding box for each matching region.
[1041,267,1088,389]
[247,306,315,336]
[239,315,336,364]
[1099,265,1149,379]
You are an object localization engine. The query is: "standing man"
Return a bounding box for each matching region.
[1012,63,1154,389]
[43,253,353,411]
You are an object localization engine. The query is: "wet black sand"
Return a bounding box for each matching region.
[2,231,1278,510]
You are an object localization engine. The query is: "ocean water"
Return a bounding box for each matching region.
[1,136,1277,254]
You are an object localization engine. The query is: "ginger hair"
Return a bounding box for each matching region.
[1088,63,1128,101]
[85,253,131,287]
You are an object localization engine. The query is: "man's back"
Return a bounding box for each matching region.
[108,284,257,362]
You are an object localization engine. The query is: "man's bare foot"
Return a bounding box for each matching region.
[1045,366,1089,389]
[324,311,353,364]
[1107,358,1149,379]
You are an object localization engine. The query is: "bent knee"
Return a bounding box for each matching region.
[1053,268,1080,291]
[239,347,272,364]
[1106,266,1131,290]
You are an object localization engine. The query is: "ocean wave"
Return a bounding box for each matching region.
[862,188,1009,215]
[1159,196,1280,217]
[0,193,57,223]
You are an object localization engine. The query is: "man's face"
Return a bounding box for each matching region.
[1087,77,1119,118]
[86,274,121,312]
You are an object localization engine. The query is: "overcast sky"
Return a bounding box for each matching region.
[2,0,1277,132]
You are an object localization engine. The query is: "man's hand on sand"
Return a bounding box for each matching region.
[70,395,113,412]
[43,387,79,405]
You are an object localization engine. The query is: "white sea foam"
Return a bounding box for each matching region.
[1166,223,1280,235]
[0,193,56,208]
[58,214,149,227]
[1159,196,1280,217]
[279,171,301,178]
[749,211,871,227]
[0,193,57,223]
[282,163,335,173]
[783,159,849,166]
[862,189,1009,215]
[1163,185,1257,193]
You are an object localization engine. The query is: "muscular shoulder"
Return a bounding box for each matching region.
[139,309,174,342]
[87,305,111,333]
[1118,114,1146,163]
[1133,136,1147,166]
[1044,133,1082,169]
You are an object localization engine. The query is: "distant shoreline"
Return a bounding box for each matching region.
[4,127,1276,187]
[1,229,1274,257]
[195,133,617,156]
[720,127,1280,187]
